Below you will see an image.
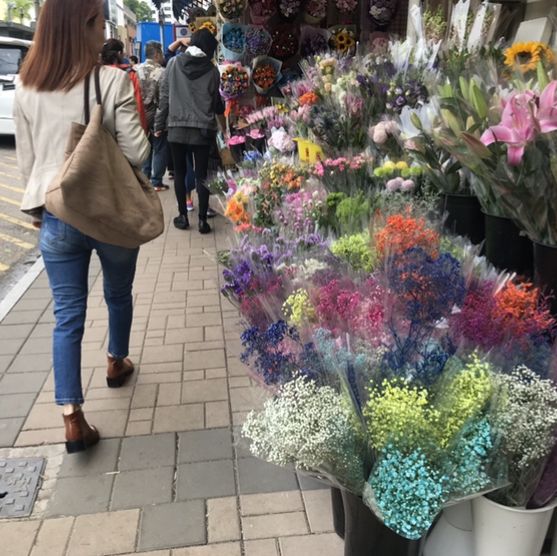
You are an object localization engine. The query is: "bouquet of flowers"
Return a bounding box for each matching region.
[216,0,246,20]
[278,0,302,19]
[269,26,300,61]
[328,26,357,55]
[300,26,330,57]
[252,57,282,94]
[335,0,357,13]
[314,154,373,194]
[249,0,276,24]
[304,0,327,22]
[373,159,422,194]
[222,24,245,61]
[245,25,273,57]
[220,64,251,100]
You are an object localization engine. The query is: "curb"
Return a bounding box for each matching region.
[0,256,45,323]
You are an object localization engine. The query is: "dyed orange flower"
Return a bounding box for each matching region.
[299,91,319,106]
[494,282,555,337]
[374,214,440,259]
[225,198,250,225]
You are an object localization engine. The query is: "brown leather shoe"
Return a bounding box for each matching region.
[63,409,99,454]
[106,356,134,388]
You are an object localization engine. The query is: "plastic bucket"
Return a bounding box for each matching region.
[440,194,485,245]
[484,213,533,276]
[424,501,473,556]
[533,241,557,316]
[473,496,555,556]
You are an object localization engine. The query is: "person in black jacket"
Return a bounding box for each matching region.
[155,29,225,234]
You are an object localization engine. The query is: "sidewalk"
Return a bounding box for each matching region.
[0,193,344,556]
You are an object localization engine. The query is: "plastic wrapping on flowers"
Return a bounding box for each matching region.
[212,36,557,541]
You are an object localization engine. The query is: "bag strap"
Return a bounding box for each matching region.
[83,66,103,125]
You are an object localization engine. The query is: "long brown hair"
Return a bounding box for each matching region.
[20,0,102,92]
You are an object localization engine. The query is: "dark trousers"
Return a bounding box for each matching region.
[169,142,211,221]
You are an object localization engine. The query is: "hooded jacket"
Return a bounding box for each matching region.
[154,47,225,133]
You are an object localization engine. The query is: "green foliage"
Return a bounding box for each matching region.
[124,0,154,22]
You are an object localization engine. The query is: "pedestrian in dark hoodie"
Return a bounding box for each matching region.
[154,29,225,234]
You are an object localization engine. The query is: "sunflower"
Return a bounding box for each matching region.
[504,42,555,73]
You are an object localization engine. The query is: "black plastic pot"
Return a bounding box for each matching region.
[440,194,485,245]
[484,213,533,276]
[533,241,557,316]
[341,490,420,556]
[331,488,345,539]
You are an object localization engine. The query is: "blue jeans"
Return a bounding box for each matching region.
[142,133,168,187]
[40,212,139,405]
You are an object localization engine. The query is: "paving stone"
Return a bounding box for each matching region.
[165,327,203,345]
[119,433,175,470]
[183,349,225,371]
[5,353,52,374]
[181,379,228,403]
[0,372,48,394]
[139,501,206,551]
[241,491,304,516]
[46,475,114,517]
[237,458,299,495]
[153,404,204,433]
[0,519,41,556]
[86,409,128,438]
[0,323,34,339]
[84,397,131,412]
[173,543,242,556]
[59,438,120,477]
[0,393,36,418]
[19,337,53,355]
[205,401,230,428]
[178,428,232,463]
[0,417,25,446]
[138,372,182,385]
[120,552,169,556]
[23,403,61,430]
[66,509,139,556]
[131,383,158,408]
[31,517,74,556]
[230,387,267,413]
[2,309,46,325]
[303,490,335,533]
[112,466,174,509]
[185,312,222,327]
[244,539,280,556]
[183,371,205,382]
[141,344,183,365]
[0,337,26,356]
[15,427,64,447]
[0,355,13,375]
[129,407,154,421]
[279,533,344,556]
[177,460,236,499]
[297,473,329,491]
[243,512,308,540]
[126,421,152,436]
[204,367,227,379]
[207,497,241,543]
[157,382,182,406]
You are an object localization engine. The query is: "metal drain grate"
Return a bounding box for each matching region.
[0,458,45,518]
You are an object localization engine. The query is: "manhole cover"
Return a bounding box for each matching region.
[0,458,45,518]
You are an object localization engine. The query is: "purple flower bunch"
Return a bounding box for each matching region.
[245,26,272,56]
[301,32,329,57]
[386,77,428,114]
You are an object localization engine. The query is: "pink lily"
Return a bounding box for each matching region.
[538,81,557,134]
[481,91,538,166]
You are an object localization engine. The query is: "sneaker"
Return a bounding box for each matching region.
[186,199,194,212]
[173,214,190,230]
[206,207,218,218]
[198,220,212,234]
[168,171,175,180]
[154,185,164,192]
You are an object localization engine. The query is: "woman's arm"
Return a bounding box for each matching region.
[13,91,35,186]
[114,72,150,167]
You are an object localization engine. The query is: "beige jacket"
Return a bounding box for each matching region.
[14,65,150,213]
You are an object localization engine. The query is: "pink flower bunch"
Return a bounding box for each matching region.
[369,120,399,145]
[481,81,557,166]
[275,190,323,233]
[335,0,357,12]
[344,94,365,117]
[385,177,415,192]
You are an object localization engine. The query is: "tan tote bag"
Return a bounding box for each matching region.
[45,66,164,249]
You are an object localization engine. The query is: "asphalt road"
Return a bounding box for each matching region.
[0,136,40,300]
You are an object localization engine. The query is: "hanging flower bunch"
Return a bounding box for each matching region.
[335,0,357,13]
[305,0,327,19]
[278,0,302,18]
[270,26,299,60]
[220,64,250,99]
[216,0,246,20]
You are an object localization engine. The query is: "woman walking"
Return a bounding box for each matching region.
[14,0,150,453]
[155,28,225,234]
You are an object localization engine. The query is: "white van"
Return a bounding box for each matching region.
[0,37,31,135]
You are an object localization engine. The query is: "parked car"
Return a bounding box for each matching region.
[0,37,31,136]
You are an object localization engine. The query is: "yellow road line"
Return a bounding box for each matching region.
[0,262,9,272]
[0,212,35,230]
[0,231,33,249]
[0,195,20,207]
[0,183,24,193]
